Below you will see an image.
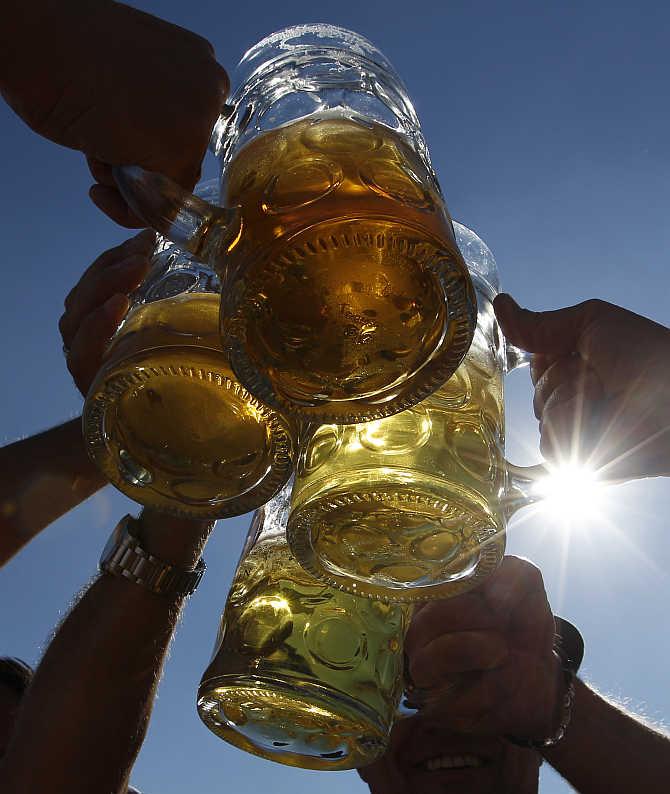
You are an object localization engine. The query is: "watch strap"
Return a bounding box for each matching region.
[507,616,583,751]
[100,515,206,599]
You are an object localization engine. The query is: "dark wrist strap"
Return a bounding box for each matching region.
[507,616,584,750]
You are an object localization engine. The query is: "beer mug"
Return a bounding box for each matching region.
[83,181,295,518]
[286,223,544,601]
[197,482,409,770]
[113,24,476,424]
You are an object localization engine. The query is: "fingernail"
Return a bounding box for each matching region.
[103,293,130,318]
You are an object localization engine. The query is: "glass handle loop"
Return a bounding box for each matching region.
[502,461,548,521]
[112,165,242,267]
[505,342,532,373]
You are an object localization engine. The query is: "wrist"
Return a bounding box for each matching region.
[100,514,209,600]
[135,508,215,569]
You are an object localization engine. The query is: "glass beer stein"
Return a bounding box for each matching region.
[113,24,476,424]
[197,481,409,770]
[83,181,295,518]
[286,223,544,601]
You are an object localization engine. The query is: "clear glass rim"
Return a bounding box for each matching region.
[452,220,500,300]
[237,23,396,73]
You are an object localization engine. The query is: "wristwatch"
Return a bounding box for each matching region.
[99,514,206,600]
[508,616,584,751]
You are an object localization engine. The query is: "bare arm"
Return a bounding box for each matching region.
[0,508,213,794]
[0,417,107,566]
[0,232,160,568]
[544,678,670,794]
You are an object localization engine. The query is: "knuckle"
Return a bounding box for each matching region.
[67,356,82,381]
[193,31,216,57]
[501,555,527,578]
[520,561,544,593]
[58,312,69,337]
[581,298,608,316]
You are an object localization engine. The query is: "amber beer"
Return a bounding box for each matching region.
[83,292,294,517]
[287,295,507,601]
[197,503,408,770]
[221,111,475,422]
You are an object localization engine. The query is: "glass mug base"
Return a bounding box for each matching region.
[224,214,476,424]
[84,342,294,519]
[197,674,388,770]
[287,479,505,601]
[198,511,407,770]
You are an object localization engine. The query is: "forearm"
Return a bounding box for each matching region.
[544,677,670,794]
[0,418,107,566]
[0,509,212,794]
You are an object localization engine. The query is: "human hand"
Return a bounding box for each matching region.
[494,294,670,480]
[2,0,228,227]
[404,556,563,743]
[59,230,155,396]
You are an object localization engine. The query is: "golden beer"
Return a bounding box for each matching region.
[221,111,475,423]
[198,520,408,769]
[287,296,507,601]
[83,292,294,517]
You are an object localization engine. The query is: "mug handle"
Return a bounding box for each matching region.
[500,340,549,519]
[112,165,242,265]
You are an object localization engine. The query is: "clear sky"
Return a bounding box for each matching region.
[1,1,669,792]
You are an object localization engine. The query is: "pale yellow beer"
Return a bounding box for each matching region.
[84,292,294,517]
[287,296,506,601]
[221,111,475,423]
[198,501,408,769]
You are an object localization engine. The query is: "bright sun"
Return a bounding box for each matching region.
[532,462,606,523]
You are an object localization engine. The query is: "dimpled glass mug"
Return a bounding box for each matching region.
[113,24,476,425]
[286,223,544,601]
[197,480,409,770]
[83,181,295,518]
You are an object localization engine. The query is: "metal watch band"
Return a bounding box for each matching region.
[100,515,206,599]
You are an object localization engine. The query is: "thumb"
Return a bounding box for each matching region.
[494,294,599,355]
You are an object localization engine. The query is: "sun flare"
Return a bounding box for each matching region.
[532,462,606,523]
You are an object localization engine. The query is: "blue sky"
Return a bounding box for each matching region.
[1,1,669,792]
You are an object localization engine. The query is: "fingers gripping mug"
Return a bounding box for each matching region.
[112,25,476,425]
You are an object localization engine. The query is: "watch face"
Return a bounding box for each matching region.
[101,518,131,565]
